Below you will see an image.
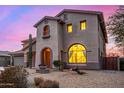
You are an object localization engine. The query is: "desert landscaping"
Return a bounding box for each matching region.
[27,69,124,88]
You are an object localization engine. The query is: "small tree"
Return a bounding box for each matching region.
[0,65,28,88]
[53,60,64,71]
[28,34,32,68]
[106,6,124,56]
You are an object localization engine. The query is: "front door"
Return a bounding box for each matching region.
[42,48,51,67]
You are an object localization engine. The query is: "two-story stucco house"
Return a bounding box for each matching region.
[19,9,107,70]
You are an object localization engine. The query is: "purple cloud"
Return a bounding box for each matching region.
[0,5,119,51]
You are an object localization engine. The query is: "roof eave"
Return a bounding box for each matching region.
[34,16,60,28]
[21,40,36,51]
[55,9,103,17]
[98,13,108,43]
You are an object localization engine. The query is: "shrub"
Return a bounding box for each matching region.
[0,74,3,83]
[53,60,67,71]
[0,83,15,88]
[63,62,67,68]
[34,77,59,88]
[0,65,28,88]
[41,80,59,88]
[34,77,44,87]
[53,60,60,68]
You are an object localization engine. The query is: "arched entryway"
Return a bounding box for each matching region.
[41,48,52,68]
[68,44,87,64]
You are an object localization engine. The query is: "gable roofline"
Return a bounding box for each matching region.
[55,9,107,43]
[21,38,36,51]
[21,37,36,43]
[34,16,61,28]
[98,13,108,43]
[0,51,11,57]
[33,9,107,43]
[21,40,36,51]
[9,50,24,57]
[55,9,103,17]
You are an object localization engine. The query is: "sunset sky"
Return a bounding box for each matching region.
[0,5,119,51]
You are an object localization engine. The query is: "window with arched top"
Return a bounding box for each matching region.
[43,25,50,38]
[68,44,86,63]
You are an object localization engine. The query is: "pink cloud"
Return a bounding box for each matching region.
[0,41,22,51]
[83,5,118,21]
[0,9,50,51]
[0,16,36,51]
[0,6,18,21]
[0,6,119,52]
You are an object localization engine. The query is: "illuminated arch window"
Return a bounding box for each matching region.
[69,44,86,63]
[43,25,50,36]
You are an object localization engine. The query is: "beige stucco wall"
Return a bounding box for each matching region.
[34,12,106,69]
[35,20,59,69]
[98,22,106,56]
[98,21,106,68]
[58,13,100,69]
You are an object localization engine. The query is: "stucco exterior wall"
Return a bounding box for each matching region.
[58,13,100,69]
[98,22,106,55]
[34,11,106,70]
[98,20,106,68]
[35,20,59,69]
[57,23,64,58]
[23,42,36,54]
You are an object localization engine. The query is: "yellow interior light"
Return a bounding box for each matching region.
[69,44,86,63]
[80,21,86,30]
[67,24,72,33]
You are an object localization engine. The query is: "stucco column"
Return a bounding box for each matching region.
[24,53,27,63]
[35,51,41,69]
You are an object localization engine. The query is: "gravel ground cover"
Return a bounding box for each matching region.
[27,69,124,88]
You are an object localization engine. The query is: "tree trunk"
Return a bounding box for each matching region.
[28,34,32,68]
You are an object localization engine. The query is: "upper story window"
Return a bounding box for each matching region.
[80,20,86,30]
[43,25,50,39]
[67,24,72,33]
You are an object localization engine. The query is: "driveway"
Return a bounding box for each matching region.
[27,69,124,88]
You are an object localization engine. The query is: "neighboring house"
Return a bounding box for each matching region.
[17,9,107,70]
[10,50,25,66]
[0,51,11,66]
[7,38,36,67]
[21,38,36,67]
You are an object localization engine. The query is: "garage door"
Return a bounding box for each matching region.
[14,56,25,66]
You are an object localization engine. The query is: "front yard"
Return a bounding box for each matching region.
[27,69,124,88]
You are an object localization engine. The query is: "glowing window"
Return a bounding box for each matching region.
[67,24,72,33]
[80,20,86,30]
[69,44,86,63]
[43,25,49,36]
